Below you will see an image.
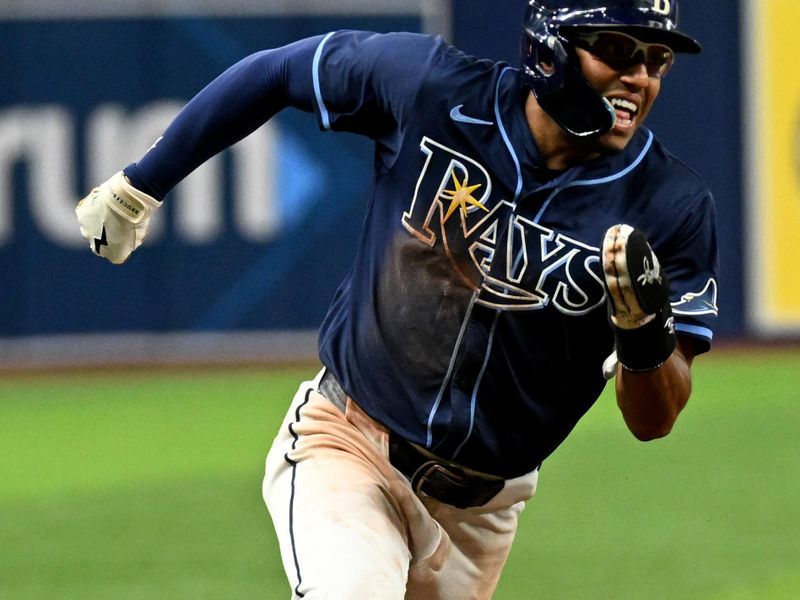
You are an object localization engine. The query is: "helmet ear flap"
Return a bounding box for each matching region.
[530,32,567,78]
[521,3,616,138]
[522,13,565,79]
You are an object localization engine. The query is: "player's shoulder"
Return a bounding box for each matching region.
[640,129,708,193]
[323,30,461,66]
[326,29,500,83]
[618,128,713,211]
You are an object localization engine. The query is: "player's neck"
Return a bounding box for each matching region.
[525,93,601,171]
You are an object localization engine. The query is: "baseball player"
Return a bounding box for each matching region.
[75,0,719,598]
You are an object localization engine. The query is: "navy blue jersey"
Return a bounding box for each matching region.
[127,31,719,478]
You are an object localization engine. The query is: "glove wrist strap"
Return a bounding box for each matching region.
[103,171,161,224]
[614,303,676,372]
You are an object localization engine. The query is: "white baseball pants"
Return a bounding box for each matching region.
[263,371,538,599]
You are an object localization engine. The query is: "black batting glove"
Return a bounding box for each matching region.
[602,224,676,372]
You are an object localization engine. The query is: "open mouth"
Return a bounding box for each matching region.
[608,97,639,129]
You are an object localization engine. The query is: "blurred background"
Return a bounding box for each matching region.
[1,1,798,599]
[1,0,798,367]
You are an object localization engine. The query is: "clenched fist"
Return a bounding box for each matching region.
[602,224,676,372]
[75,172,162,265]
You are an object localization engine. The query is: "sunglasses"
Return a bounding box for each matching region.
[571,30,675,78]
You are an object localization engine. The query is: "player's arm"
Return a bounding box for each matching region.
[614,336,695,440]
[601,224,693,441]
[124,37,323,200]
[75,35,326,263]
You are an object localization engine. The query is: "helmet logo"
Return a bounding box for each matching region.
[652,0,671,15]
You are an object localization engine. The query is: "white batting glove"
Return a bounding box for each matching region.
[75,171,162,265]
[602,224,676,372]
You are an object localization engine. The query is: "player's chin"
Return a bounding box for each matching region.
[596,124,637,154]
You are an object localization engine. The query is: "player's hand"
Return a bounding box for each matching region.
[602,224,669,329]
[75,171,162,265]
[601,224,676,372]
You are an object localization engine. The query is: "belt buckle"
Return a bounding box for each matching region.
[412,460,502,509]
[412,461,463,494]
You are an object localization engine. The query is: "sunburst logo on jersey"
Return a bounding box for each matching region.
[440,171,487,223]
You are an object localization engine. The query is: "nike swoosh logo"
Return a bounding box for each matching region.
[449,104,494,126]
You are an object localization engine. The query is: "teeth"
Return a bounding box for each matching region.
[609,98,638,115]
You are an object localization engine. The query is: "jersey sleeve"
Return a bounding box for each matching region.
[124,30,438,199]
[310,30,441,139]
[125,34,328,199]
[661,190,720,354]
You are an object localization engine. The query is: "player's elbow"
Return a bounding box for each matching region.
[620,401,682,441]
[617,378,690,441]
[627,419,674,441]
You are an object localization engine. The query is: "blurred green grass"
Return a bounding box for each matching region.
[0,351,797,599]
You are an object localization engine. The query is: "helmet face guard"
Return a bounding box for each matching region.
[521,0,701,138]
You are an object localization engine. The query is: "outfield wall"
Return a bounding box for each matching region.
[0,0,795,367]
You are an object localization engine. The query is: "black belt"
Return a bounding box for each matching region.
[317,370,505,509]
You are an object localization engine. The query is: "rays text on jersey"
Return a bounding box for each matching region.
[403,137,606,315]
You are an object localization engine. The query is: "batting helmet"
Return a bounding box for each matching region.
[521,0,702,137]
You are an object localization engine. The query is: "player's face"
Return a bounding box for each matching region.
[574,44,662,153]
